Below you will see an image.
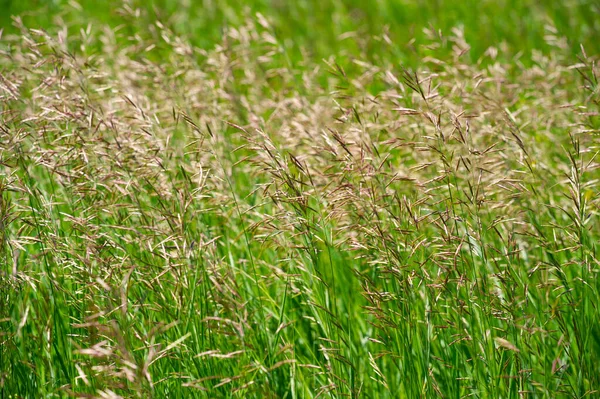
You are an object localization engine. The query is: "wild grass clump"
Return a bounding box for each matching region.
[0,5,599,399]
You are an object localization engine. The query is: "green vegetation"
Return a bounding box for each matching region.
[1,1,599,398]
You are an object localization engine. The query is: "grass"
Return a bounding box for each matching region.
[0,1,599,398]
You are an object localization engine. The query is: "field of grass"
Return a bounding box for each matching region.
[1,1,599,398]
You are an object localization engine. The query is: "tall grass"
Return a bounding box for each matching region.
[1,3,599,398]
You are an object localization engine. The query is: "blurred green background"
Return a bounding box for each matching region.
[1,0,599,66]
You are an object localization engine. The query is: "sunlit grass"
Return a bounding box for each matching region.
[0,2,599,398]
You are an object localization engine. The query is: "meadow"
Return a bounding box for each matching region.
[0,0,599,398]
